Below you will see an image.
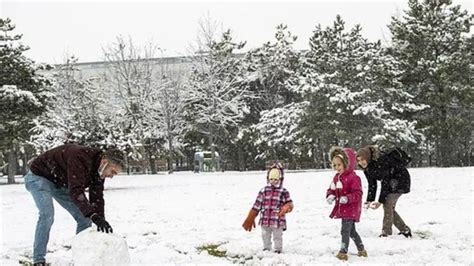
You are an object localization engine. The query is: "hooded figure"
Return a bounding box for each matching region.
[326,147,363,222]
[357,145,412,238]
[326,147,366,261]
[357,146,411,204]
[242,161,294,253]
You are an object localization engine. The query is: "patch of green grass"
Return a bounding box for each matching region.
[197,243,227,257]
[196,243,254,264]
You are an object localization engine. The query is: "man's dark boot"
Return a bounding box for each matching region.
[399,227,412,238]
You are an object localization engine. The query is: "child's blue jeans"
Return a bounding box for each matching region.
[340,219,364,253]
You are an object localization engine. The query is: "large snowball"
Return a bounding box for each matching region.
[72,228,130,265]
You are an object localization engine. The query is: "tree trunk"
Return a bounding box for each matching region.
[7,147,16,184]
[209,129,216,172]
[237,144,244,171]
[175,158,181,171]
[438,107,454,167]
[468,141,472,166]
[125,154,130,175]
[139,146,147,174]
[168,136,173,174]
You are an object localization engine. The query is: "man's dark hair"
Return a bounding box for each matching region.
[103,148,126,168]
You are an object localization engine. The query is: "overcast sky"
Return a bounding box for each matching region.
[2,0,472,64]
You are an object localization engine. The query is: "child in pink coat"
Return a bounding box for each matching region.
[326,147,367,261]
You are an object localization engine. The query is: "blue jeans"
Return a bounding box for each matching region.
[340,219,364,253]
[24,171,91,263]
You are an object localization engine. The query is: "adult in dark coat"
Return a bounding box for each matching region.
[25,144,125,265]
[357,146,412,238]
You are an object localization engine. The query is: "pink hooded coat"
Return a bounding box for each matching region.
[326,147,363,222]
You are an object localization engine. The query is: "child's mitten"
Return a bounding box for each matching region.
[370,202,381,209]
[326,194,336,205]
[242,209,258,231]
[363,202,371,209]
[278,202,294,217]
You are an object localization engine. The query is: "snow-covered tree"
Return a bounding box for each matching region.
[0,18,53,183]
[150,74,188,173]
[186,19,252,171]
[253,101,309,160]
[297,15,428,165]
[103,36,167,172]
[244,24,302,119]
[234,25,306,167]
[388,0,472,166]
[29,56,121,151]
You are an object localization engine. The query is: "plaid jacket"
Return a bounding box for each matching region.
[252,184,292,230]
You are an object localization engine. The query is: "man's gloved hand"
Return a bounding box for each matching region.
[326,194,336,205]
[339,196,348,204]
[90,213,113,233]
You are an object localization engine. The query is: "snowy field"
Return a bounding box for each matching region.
[1,167,473,265]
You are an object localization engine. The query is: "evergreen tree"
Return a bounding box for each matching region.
[299,15,426,165]
[0,18,53,183]
[244,24,302,121]
[389,0,472,166]
[238,25,304,167]
[253,101,309,168]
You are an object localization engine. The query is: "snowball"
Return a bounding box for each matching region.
[72,228,130,266]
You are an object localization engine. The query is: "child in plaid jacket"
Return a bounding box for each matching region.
[242,162,294,253]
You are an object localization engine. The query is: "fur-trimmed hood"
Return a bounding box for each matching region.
[329,147,357,174]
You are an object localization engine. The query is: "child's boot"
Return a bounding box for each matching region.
[336,252,348,261]
[357,249,368,257]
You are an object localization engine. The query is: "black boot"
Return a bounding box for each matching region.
[399,227,412,238]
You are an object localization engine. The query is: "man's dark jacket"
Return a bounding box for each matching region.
[30,144,105,217]
[364,148,411,204]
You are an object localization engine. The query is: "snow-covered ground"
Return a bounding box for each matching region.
[1,167,473,265]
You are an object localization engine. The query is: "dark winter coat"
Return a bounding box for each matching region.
[364,148,411,204]
[326,148,363,222]
[30,144,105,217]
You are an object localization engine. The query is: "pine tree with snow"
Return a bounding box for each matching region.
[244,24,302,119]
[299,15,427,164]
[0,18,53,183]
[241,25,306,166]
[253,102,309,163]
[388,0,472,166]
